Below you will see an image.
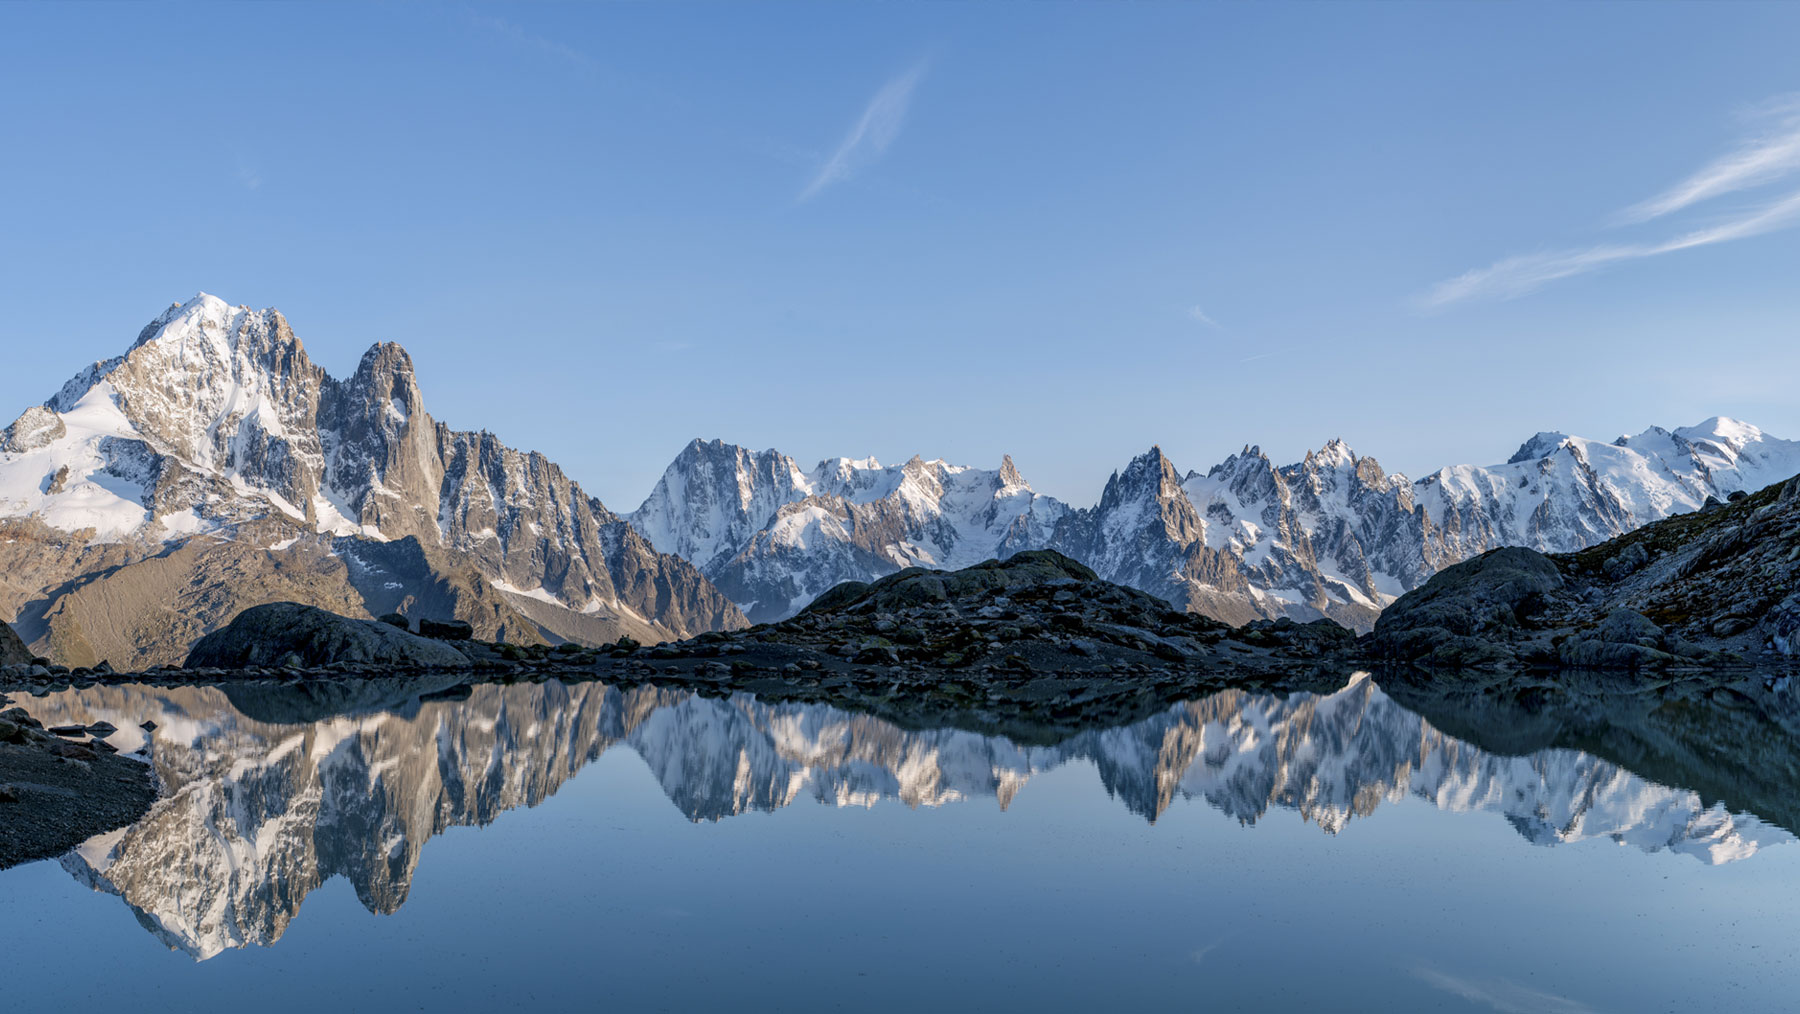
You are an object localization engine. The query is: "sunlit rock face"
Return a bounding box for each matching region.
[21,674,1790,959]
[0,294,744,667]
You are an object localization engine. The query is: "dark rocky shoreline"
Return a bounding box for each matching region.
[0,694,159,870]
[1,551,1361,712]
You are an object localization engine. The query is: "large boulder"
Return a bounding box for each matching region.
[0,620,31,668]
[186,603,473,670]
[805,550,1104,616]
[1370,547,1568,668]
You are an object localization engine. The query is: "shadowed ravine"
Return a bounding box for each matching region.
[14,672,1796,960]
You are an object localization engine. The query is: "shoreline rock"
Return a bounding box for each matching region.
[186,602,475,670]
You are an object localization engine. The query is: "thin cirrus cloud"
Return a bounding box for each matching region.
[1617,95,1800,224]
[799,62,928,202]
[1188,305,1221,328]
[1423,187,1800,307]
[1420,94,1800,309]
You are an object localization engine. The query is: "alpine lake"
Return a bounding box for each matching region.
[2,667,1797,1012]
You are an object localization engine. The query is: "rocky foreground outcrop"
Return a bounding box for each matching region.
[764,549,1352,672]
[185,603,474,670]
[582,550,1355,729]
[0,694,158,869]
[1371,474,1800,670]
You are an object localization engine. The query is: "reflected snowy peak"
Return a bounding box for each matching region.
[18,672,1794,959]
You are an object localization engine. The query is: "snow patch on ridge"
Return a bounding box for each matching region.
[0,381,155,541]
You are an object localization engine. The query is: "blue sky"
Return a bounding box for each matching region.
[3,2,1798,507]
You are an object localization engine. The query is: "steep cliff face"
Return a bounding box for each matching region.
[0,295,744,664]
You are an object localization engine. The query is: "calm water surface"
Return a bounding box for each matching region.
[2,672,1797,1012]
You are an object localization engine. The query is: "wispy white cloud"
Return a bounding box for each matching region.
[1188,305,1220,328]
[1420,186,1800,308]
[800,62,928,202]
[1238,349,1289,363]
[1617,95,1800,224]
[1410,966,1601,1014]
[1422,94,1800,309]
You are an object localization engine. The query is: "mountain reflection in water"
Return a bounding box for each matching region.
[15,671,1796,960]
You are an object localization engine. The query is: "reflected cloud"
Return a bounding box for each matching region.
[1412,965,1601,1014]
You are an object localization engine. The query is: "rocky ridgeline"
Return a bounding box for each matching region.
[585,551,1356,728]
[0,604,610,692]
[1373,475,1800,671]
[779,549,1352,670]
[185,603,476,670]
[0,552,1356,737]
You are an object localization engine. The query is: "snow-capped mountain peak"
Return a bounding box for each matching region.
[1507,430,1572,464]
[0,296,744,662]
[1308,437,1356,470]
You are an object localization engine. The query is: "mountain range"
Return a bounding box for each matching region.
[4,292,1798,664]
[632,420,1800,629]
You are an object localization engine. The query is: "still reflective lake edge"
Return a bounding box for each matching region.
[2,667,1797,1012]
